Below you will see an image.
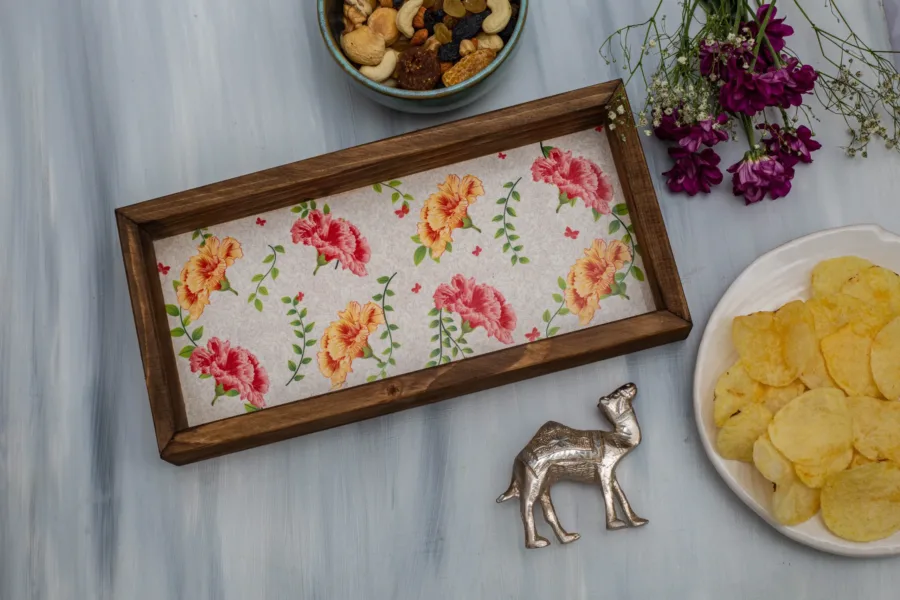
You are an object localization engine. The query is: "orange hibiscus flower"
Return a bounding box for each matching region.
[417,174,484,259]
[565,239,632,325]
[318,301,385,388]
[177,236,243,320]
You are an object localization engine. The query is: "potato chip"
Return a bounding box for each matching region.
[772,479,821,526]
[822,326,882,398]
[841,266,900,316]
[807,293,887,339]
[794,447,853,489]
[768,388,851,466]
[848,396,900,463]
[732,312,797,386]
[714,362,765,427]
[760,380,807,415]
[753,434,794,485]
[872,316,900,401]
[821,462,900,542]
[717,404,773,462]
[849,452,876,469]
[775,300,817,376]
[811,256,873,298]
[799,347,838,390]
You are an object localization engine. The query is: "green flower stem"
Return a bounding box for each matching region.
[211,389,223,406]
[220,278,239,295]
[382,183,404,196]
[447,319,466,356]
[285,302,308,387]
[379,272,397,372]
[253,245,277,299]
[545,297,566,339]
[437,309,446,365]
[500,177,523,258]
[612,213,637,284]
[748,2,777,71]
[180,310,198,348]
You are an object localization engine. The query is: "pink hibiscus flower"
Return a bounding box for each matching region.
[190,337,270,408]
[291,210,371,277]
[532,148,614,214]
[433,275,517,344]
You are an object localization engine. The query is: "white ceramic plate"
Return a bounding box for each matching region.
[694,224,900,557]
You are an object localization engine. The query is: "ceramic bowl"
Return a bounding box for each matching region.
[317,0,528,113]
[694,224,900,556]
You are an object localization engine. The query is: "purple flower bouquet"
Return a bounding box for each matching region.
[601,1,900,204]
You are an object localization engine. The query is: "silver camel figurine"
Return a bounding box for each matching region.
[497,383,648,548]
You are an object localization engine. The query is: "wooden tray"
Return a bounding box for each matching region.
[117,81,691,465]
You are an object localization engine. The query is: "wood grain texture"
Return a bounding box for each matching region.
[7,1,900,599]
[116,83,690,464]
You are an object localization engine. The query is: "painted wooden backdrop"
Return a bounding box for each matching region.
[2,0,900,598]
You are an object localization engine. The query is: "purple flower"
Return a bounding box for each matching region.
[719,65,789,115]
[746,4,794,55]
[654,110,690,142]
[727,151,795,204]
[679,114,730,152]
[663,147,724,196]
[778,57,818,108]
[761,124,822,167]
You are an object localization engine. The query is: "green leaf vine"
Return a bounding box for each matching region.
[281,295,316,387]
[491,177,529,266]
[425,308,473,367]
[248,244,285,312]
[366,273,401,382]
[541,276,571,339]
[166,280,205,358]
[373,180,415,213]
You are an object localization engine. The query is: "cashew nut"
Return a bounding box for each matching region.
[345,0,375,18]
[344,4,367,28]
[359,49,398,83]
[368,7,400,46]
[459,39,477,57]
[341,26,387,66]
[482,0,512,34]
[396,0,424,39]
[475,33,504,52]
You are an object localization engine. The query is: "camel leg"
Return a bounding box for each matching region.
[613,477,648,527]
[599,465,627,530]
[518,465,550,549]
[539,490,580,544]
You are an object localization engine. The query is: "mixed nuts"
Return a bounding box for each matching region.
[338,0,520,91]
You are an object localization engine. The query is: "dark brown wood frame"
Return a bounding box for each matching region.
[116,81,691,465]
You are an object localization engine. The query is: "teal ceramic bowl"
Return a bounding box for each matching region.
[318,0,528,113]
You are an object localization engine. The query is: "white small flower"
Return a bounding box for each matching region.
[649,38,657,48]
[608,110,617,120]
[617,105,625,115]
[644,129,652,136]
[677,56,687,65]
[609,123,617,131]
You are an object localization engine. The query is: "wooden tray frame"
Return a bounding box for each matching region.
[117,81,691,465]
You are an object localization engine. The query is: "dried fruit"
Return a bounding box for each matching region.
[440,61,453,74]
[460,39,477,56]
[453,9,492,41]
[396,46,442,90]
[442,47,495,86]
[443,0,467,18]
[422,0,435,6]
[437,41,461,62]
[379,0,393,7]
[423,36,441,53]
[423,9,444,34]
[341,26,387,66]
[442,15,459,28]
[411,29,429,45]
[433,23,453,44]
[463,0,488,12]
[413,6,427,29]
[368,7,400,46]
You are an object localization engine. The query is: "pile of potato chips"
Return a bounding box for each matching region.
[715,257,900,542]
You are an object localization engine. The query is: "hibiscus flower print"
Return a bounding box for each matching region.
[532,144,614,215]
[565,239,632,325]
[425,275,516,365]
[190,337,269,409]
[291,209,371,277]
[412,174,484,265]
[318,301,385,388]
[177,235,243,321]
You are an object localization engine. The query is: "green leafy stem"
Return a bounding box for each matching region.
[600,203,646,295]
[542,277,572,339]
[373,181,415,213]
[366,273,401,382]
[491,177,530,266]
[426,308,473,367]
[249,244,285,312]
[192,228,212,247]
[166,281,205,357]
[281,296,316,387]
[291,199,330,220]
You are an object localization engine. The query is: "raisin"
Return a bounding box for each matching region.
[433,23,453,45]
[463,0,487,12]
[397,46,442,91]
[393,0,404,8]
[499,3,519,43]
[423,9,444,35]
[422,0,436,7]
[452,9,490,41]
[442,15,458,28]
[437,41,460,63]
[443,0,467,18]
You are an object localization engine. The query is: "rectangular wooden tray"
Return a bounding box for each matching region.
[116,81,691,465]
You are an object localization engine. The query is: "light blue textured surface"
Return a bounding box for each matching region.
[2,1,900,598]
